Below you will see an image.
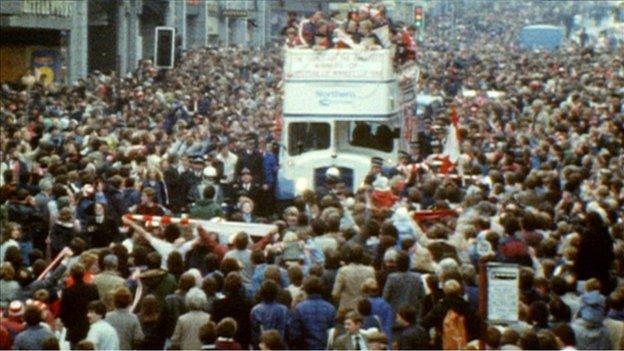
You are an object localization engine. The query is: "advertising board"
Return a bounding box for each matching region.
[283,81,397,117]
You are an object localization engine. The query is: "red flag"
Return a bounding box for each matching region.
[450,106,459,128]
[440,156,454,174]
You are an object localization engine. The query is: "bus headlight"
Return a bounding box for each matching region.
[295,177,309,194]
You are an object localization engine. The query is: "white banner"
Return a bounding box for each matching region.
[128,214,276,244]
[284,49,394,81]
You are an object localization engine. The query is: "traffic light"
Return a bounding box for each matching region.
[155,27,175,69]
[414,6,425,29]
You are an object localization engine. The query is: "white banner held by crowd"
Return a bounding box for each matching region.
[128,214,277,243]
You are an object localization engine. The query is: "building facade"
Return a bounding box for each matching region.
[1,0,418,85]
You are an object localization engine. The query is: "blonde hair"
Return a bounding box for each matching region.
[361,278,380,295]
[563,247,577,261]
[3,222,21,242]
[283,231,299,243]
[145,167,163,181]
[1,262,15,280]
[443,279,462,296]
[80,252,99,270]
[34,289,50,302]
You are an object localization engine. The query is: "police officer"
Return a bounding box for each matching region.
[316,167,341,202]
[364,156,385,185]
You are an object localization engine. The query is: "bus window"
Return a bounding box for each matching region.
[288,122,331,156]
[349,121,397,153]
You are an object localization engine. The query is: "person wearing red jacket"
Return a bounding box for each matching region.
[0,300,26,348]
[400,25,418,63]
[371,176,398,209]
[285,28,302,47]
[0,324,11,350]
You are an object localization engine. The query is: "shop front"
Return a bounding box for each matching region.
[0,0,87,84]
[0,27,63,85]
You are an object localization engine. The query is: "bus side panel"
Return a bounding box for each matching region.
[276,171,295,200]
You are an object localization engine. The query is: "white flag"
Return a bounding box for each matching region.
[443,122,460,163]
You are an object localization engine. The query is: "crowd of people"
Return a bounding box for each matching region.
[1,0,623,350]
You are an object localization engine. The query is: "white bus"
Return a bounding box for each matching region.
[276,48,418,200]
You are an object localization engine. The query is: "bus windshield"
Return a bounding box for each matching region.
[288,122,331,156]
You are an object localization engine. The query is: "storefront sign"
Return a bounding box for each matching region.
[223,9,248,17]
[22,0,72,17]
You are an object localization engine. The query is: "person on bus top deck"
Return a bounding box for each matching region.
[314,20,334,49]
[302,11,324,47]
[397,24,418,63]
[285,27,302,48]
[358,20,383,50]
